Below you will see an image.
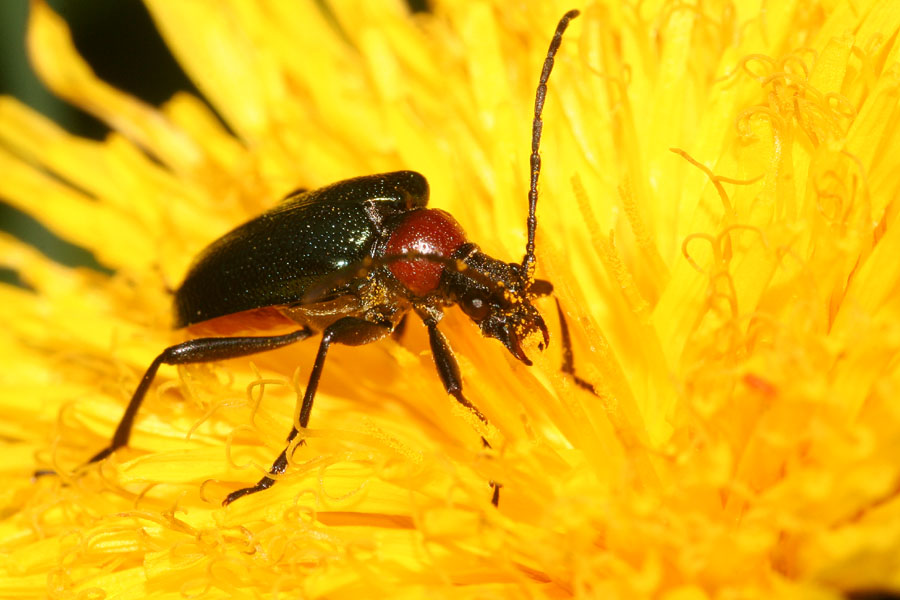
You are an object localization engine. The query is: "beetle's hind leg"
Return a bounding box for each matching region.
[223,317,393,506]
[84,328,313,465]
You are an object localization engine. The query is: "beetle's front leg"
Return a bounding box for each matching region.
[423,319,501,506]
[223,316,392,505]
[425,321,488,424]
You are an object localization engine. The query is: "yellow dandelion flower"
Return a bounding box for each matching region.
[3,0,900,597]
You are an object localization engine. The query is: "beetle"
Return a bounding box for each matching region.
[81,10,583,506]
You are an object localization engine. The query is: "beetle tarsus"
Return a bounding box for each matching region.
[223,445,293,505]
[223,318,392,504]
[223,475,276,505]
[489,481,502,507]
[224,444,302,505]
[88,446,115,464]
[482,440,502,507]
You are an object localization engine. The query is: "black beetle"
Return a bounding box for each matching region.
[82,10,583,506]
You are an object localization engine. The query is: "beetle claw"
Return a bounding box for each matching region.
[223,475,276,506]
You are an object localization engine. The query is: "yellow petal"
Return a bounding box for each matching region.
[27,0,203,171]
[2,0,900,597]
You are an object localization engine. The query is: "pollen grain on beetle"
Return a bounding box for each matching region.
[2,1,900,598]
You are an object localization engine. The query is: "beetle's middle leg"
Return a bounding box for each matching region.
[223,316,392,505]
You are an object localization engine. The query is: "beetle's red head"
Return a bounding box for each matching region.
[444,245,552,366]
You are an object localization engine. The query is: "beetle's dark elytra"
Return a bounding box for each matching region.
[175,171,429,327]
[65,10,585,508]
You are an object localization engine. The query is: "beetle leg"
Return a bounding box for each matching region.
[425,321,488,424]
[223,317,392,506]
[555,298,597,394]
[391,313,409,343]
[423,319,501,507]
[87,328,313,464]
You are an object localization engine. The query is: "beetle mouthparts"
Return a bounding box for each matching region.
[504,325,533,366]
[537,314,550,350]
[513,340,533,366]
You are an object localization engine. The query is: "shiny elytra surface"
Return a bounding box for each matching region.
[174,171,428,328]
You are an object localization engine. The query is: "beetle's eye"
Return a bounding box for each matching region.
[460,294,490,321]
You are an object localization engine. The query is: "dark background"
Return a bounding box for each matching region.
[0,0,426,285]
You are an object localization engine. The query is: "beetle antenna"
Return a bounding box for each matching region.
[522,9,580,277]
